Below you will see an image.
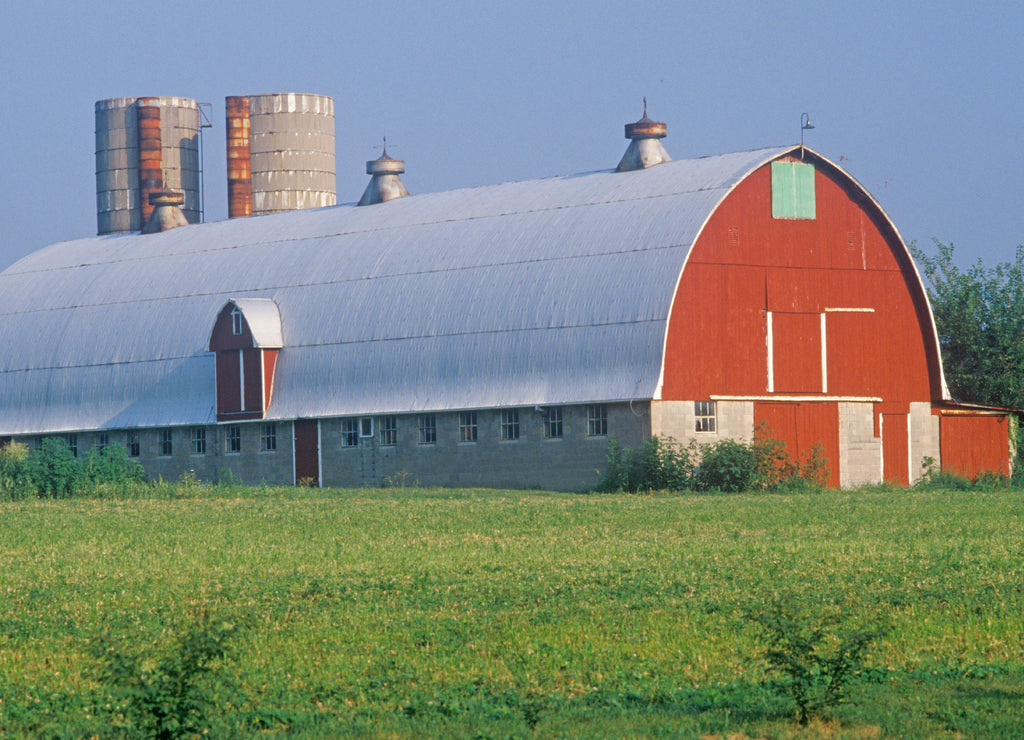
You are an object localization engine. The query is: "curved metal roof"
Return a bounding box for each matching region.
[0,147,794,435]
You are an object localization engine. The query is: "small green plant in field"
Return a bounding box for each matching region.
[92,612,242,739]
[745,599,886,725]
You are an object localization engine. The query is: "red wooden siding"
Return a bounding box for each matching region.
[208,303,255,352]
[210,303,279,422]
[772,312,822,393]
[243,348,263,413]
[662,156,943,403]
[263,349,278,410]
[940,415,1010,478]
[881,413,909,485]
[754,402,840,487]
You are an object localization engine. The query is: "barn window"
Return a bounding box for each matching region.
[231,306,243,335]
[695,401,717,433]
[419,414,437,445]
[586,405,608,436]
[543,406,563,438]
[98,433,110,450]
[459,412,478,442]
[64,434,78,457]
[190,427,207,455]
[225,425,241,454]
[379,416,397,446]
[500,409,520,441]
[158,429,173,457]
[126,431,140,458]
[260,423,277,452]
[341,418,359,447]
[771,162,816,219]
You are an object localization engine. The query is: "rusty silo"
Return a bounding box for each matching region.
[225,93,336,217]
[95,97,201,235]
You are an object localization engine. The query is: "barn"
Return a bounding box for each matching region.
[0,109,1012,489]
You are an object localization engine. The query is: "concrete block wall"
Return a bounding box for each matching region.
[909,401,940,482]
[650,400,754,445]
[320,403,649,492]
[15,403,648,492]
[837,402,881,487]
[18,423,295,486]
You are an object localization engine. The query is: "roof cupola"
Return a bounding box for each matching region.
[141,189,189,233]
[357,140,409,206]
[615,99,671,172]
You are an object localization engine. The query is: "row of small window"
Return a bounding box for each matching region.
[160,424,278,457]
[72,424,282,458]
[341,405,609,447]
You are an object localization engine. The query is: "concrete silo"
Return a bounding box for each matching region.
[225,93,336,217]
[95,96,201,235]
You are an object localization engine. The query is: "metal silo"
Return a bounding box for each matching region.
[226,93,336,217]
[95,96,201,235]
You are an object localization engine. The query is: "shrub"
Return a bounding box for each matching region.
[915,456,1010,491]
[0,441,34,500]
[27,437,82,498]
[92,612,242,739]
[745,599,887,725]
[692,438,755,492]
[82,444,146,492]
[594,436,695,492]
[595,428,831,493]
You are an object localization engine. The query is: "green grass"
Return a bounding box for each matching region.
[1,485,1022,738]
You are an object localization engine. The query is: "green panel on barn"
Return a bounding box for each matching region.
[771,162,816,219]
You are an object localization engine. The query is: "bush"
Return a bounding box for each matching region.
[693,438,755,492]
[594,427,831,493]
[92,611,242,739]
[0,441,34,500]
[82,444,147,491]
[745,599,887,725]
[594,436,695,492]
[27,437,82,498]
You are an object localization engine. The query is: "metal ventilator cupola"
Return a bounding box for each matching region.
[141,189,189,233]
[358,141,409,206]
[615,100,671,172]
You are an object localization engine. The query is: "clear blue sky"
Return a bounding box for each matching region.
[1,1,1021,271]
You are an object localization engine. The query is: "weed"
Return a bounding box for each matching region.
[92,611,243,739]
[745,599,887,725]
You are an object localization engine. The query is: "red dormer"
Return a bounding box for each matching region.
[209,299,283,421]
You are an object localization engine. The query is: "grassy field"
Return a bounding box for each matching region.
[1,484,1022,738]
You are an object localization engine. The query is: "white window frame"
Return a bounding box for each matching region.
[418,414,437,445]
[379,415,397,447]
[158,429,173,457]
[543,406,563,439]
[225,425,241,454]
[260,422,277,452]
[459,411,478,443]
[694,401,717,433]
[341,418,360,448]
[586,404,608,437]
[500,409,520,441]
[190,426,207,455]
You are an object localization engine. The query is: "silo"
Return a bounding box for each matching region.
[95,96,201,234]
[227,93,336,217]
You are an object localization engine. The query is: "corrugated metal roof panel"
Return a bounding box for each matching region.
[0,147,791,434]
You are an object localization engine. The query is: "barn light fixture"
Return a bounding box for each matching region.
[800,112,815,158]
